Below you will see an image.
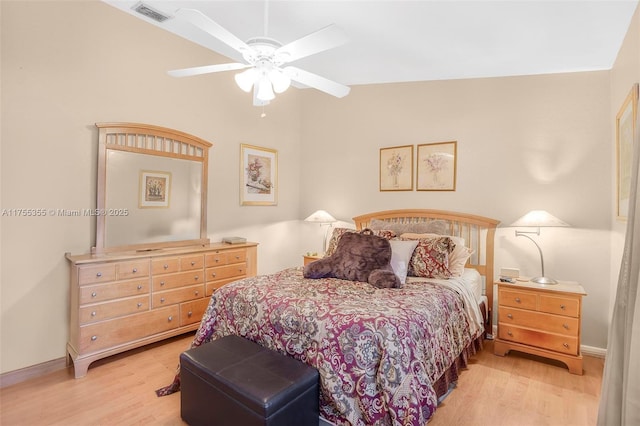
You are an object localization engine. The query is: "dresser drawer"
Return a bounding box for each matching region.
[180,298,210,326]
[117,260,149,280]
[180,255,205,271]
[78,306,179,354]
[499,306,579,336]
[539,294,579,317]
[152,270,204,291]
[78,264,117,285]
[205,249,246,267]
[79,295,149,324]
[206,277,245,296]
[80,279,149,304]
[151,257,180,275]
[152,284,205,308]
[499,288,537,310]
[499,325,578,355]
[206,264,246,282]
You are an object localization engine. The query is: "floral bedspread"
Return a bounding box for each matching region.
[186,267,480,426]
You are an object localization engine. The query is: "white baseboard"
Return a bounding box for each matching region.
[580,345,607,358]
[0,357,68,388]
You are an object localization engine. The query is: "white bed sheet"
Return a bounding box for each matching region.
[406,268,485,336]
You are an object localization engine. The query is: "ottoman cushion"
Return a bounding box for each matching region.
[180,335,319,426]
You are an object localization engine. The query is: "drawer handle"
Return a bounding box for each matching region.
[507,331,513,336]
[194,276,199,281]
[132,268,138,273]
[96,272,102,278]
[168,316,173,322]
[560,304,566,310]
[188,311,193,317]
[160,281,165,286]
[137,303,142,308]
[91,311,96,317]
[91,292,97,298]
[215,259,220,263]
[507,314,513,319]
[91,335,98,341]
[515,297,521,303]
[563,323,569,330]
[163,264,169,269]
[195,290,199,296]
[191,261,196,266]
[211,272,217,278]
[137,285,143,290]
[239,268,244,273]
[160,297,165,303]
[563,343,570,349]
[235,255,240,259]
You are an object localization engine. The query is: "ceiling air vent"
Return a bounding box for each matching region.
[132,2,172,23]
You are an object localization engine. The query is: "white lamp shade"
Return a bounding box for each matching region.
[510,210,569,227]
[268,69,291,94]
[234,68,257,92]
[256,77,275,101]
[304,210,336,223]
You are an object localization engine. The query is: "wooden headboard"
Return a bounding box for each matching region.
[353,209,500,336]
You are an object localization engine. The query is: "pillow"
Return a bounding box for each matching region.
[324,227,396,257]
[401,232,473,277]
[369,219,450,235]
[304,230,400,289]
[403,235,455,278]
[389,239,419,284]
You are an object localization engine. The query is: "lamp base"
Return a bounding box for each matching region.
[530,276,558,285]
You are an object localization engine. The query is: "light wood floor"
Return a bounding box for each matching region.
[0,334,604,426]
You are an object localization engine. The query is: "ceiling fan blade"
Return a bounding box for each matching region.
[168,63,250,78]
[176,8,252,55]
[283,66,350,98]
[276,24,348,63]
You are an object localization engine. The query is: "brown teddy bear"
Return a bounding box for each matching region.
[303,229,400,289]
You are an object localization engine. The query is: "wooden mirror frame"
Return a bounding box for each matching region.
[94,122,212,254]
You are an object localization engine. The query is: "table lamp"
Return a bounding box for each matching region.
[304,210,337,253]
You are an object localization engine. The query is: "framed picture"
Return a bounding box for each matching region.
[616,83,638,221]
[139,170,171,208]
[380,145,413,191]
[417,141,457,191]
[240,144,277,206]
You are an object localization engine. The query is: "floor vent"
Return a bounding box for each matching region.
[132,2,172,23]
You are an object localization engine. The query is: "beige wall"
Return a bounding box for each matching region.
[0,0,303,374]
[1,0,636,374]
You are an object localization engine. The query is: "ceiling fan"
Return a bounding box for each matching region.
[168,4,351,106]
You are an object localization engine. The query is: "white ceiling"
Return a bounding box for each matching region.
[104,0,638,87]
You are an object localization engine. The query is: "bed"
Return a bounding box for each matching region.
[158,209,499,425]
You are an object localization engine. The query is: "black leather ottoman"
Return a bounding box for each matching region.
[180,335,319,426]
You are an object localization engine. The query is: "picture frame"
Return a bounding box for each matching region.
[616,83,638,221]
[417,141,457,191]
[240,144,278,206]
[380,145,414,191]
[139,170,171,208]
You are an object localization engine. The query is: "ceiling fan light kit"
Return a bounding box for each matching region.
[166,6,350,107]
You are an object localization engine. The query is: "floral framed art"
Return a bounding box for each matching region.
[616,83,638,221]
[417,141,457,191]
[380,145,413,191]
[139,170,171,208]
[240,144,278,206]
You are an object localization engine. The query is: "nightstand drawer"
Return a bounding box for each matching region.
[539,294,579,317]
[499,288,537,310]
[498,325,578,355]
[499,306,579,336]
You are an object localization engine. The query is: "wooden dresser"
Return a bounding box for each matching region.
[66,242,257,378]
[493,279,586,374]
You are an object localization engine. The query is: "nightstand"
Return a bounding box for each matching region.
[303,255,322,266]
[493,279,587,375]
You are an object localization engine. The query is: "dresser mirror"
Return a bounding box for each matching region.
[94,123,212,254]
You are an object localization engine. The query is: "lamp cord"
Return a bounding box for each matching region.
[515,230,545,277]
